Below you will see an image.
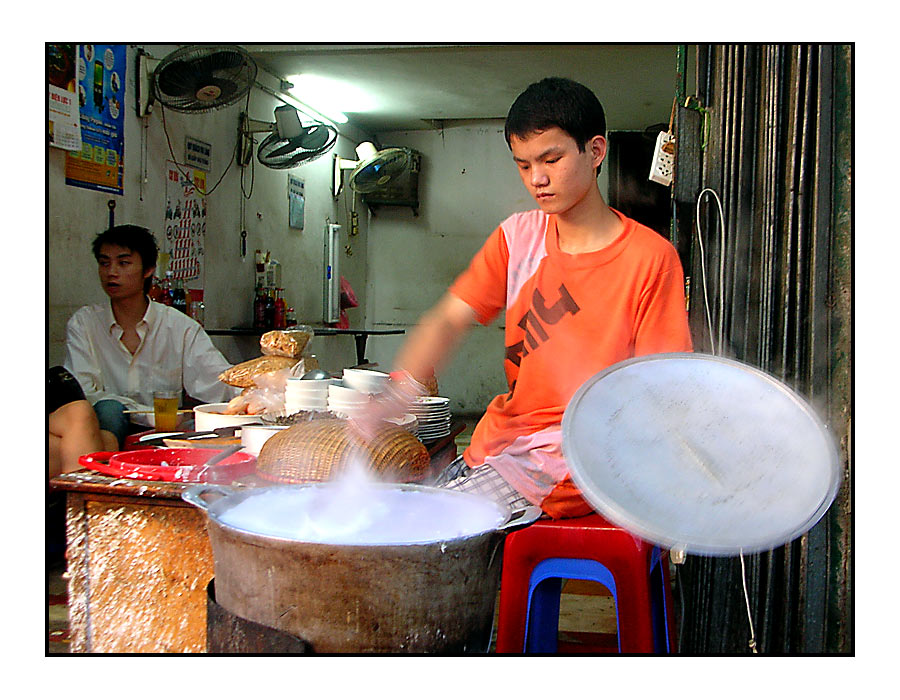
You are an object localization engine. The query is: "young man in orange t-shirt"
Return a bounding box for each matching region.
[378,77,692,518]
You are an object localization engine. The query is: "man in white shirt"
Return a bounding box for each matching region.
[64,225,236,447]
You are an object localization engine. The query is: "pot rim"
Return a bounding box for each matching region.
[183,481,539,547]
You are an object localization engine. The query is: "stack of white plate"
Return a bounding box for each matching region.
[327,383,372,418]
[284,377,333,414]
[410,396,452,441]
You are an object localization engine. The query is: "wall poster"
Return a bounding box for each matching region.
[48,44,82,151]
[288,175,305,230]
[164,161,208,295]
[64,44,126,194]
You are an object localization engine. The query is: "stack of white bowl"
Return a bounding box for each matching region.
[284,377,333,414]
[327,383,372,418]
[341,368,390,395]
[409,396,452,441]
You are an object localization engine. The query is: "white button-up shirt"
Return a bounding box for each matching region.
[64,299,236,424]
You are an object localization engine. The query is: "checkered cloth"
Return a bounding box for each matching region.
[431,456,534,513]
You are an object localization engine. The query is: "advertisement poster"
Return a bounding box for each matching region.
[64,44,126,194]
[164,161,208,293]
[48,44,82,151]
[288,175,305,230]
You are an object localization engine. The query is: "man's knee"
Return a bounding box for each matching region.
[92,399,129,447]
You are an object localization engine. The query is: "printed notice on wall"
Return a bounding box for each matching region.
[64,44,126,194]
[164,161,208,293]
[48,44,82,151]
[289,175,305,230]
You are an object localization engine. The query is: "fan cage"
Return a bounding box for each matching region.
[152,44,258,113]
[256,124,338,170]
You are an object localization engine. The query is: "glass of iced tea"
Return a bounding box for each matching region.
[153,390,180,431]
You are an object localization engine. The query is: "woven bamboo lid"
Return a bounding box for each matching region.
[255,418,429,484]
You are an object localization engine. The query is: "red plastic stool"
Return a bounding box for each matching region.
[495,513,675,654]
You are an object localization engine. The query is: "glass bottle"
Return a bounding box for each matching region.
[172,278,187,314]
[263,287,275,329]
[253,286,266,329]
[285,306,297,329]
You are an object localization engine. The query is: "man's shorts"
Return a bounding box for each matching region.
[431,455,533,513]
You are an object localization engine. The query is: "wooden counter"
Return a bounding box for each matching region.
[49,422,465,653]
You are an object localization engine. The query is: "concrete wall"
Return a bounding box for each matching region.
[361,122,610,414]
[48,44,370,376]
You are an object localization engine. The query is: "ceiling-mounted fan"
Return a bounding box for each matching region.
[136,44,257,116]
[333,142,410,198]
[240,105,338,170]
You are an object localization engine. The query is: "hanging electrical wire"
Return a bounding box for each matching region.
[694,186,758,654]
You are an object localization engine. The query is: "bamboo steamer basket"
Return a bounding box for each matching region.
[255,418,429,484]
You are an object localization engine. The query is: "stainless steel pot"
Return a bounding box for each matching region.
[183,482,540,653]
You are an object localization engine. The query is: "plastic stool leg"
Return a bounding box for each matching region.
[526,558,619,653]
[526,577,562,653]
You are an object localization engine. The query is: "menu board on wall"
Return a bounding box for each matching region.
[48,44,82,151]
[64,44,126,194]
[164,161,207,292]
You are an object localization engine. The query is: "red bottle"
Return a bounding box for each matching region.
[274,288,286,330]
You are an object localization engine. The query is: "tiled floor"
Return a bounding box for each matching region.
[47,415,619,654]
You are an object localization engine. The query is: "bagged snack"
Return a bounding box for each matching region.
[260,327,313,359]
[219,355,299,388]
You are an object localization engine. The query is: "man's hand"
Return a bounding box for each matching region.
[348,371,426,442]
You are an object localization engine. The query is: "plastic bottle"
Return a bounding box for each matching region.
[148,276,164,303]
[274,288,286,330]
[163,272,174,307]
[189,290,205,326]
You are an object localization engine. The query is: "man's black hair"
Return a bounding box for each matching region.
[92,225,159,293]
[504,77,607,172]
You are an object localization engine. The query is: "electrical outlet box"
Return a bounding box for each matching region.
[649,131,676,186]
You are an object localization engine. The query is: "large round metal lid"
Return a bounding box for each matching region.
[562,353,841,556]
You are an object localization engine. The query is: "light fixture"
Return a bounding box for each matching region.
[285,73,377,126]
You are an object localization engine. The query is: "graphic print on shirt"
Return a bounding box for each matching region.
[505,283,580,395]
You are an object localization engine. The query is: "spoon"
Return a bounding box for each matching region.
[202,444,243,467]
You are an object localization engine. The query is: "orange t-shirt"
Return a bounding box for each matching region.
[449,208,693,518]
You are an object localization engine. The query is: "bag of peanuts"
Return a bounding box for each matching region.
[259,326,313,359]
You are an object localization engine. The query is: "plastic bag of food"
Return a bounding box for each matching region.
[218,355,300,388]
[259,326,313,359]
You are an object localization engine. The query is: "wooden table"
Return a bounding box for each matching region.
[49,422,465,653]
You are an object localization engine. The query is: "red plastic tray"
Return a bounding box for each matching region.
[78,448,256,484]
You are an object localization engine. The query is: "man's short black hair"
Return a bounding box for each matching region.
[92,225,159,271]
[92,225,159,294]
[504,77,607,166]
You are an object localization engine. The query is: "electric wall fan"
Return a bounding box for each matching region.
[138,44,257,115]
[239,105,338,170]
[333,142,410,197]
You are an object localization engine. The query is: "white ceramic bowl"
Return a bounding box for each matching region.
[194,404,265,431]
[328,384,369,402]
[342,368,389,393]
[241,424,290,456]
[286,377,334,388]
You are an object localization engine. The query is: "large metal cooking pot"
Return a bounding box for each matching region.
[183,482,540,653]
